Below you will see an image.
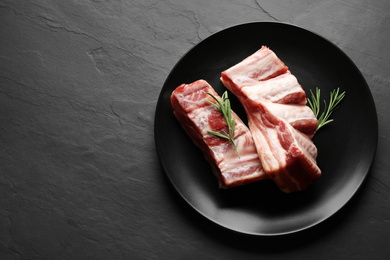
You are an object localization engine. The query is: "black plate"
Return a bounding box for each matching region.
[154,22,378,236]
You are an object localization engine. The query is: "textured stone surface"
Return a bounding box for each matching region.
[0,0,389,259]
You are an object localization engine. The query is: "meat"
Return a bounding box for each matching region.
[257,101,318,139]
[221,46,289,89]
[246,102,321,193]
[221,46,321,193]
[239,71,307,105]
[171,79,267,188]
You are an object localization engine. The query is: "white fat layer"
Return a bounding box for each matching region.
[290,125,318,160]
[213,131,260,169]
[225,50,283,85]
[188,105,261,172]
[240,73,302,103]
[188,107,215,136]
[248,111,287,173]
[175,92,204,112]
[261,101,316,124]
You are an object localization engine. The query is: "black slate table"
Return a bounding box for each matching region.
[1,1,389,259]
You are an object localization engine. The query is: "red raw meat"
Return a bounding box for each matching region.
[255,101,318,139]
[221,46,317,137]
[247,101,321,193]
[171,80,268,188]
[221,46,321,192]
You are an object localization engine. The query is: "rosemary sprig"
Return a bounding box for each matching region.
[307,87,346,132]
[204,91,239,157]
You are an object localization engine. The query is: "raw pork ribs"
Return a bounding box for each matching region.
[221,46,321,193]
[171,80,268,188]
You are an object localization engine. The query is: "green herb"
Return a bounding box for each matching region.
[204,91,239,157]
[307,87,346,132]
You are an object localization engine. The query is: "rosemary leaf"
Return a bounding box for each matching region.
[208,130,230,139]
[205,91,240,157]
[308,87,346,132]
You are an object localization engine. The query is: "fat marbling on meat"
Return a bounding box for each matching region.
[221,46,321,193]
[171,79,268,188]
